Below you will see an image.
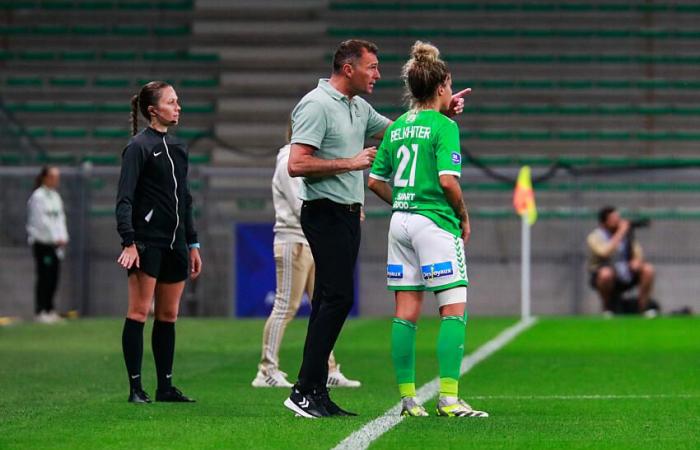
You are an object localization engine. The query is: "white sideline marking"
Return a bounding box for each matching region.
[469,394,700,400]
[333,318,537,450]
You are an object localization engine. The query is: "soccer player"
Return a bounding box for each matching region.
[368,41,488,418]
[116,81,202,403]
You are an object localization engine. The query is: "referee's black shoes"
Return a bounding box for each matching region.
[155,386,196,402]
[284,385,330,418]
[128,388,152,403]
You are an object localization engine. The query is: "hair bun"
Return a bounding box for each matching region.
[411,41,440,63]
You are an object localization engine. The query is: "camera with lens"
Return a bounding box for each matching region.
[629,218,651,229]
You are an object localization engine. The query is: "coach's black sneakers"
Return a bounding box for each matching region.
[283,386,330,418]
[316,388,358,417]
[128,388,152,403]
[155,386,195,402]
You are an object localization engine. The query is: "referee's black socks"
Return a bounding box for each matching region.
[152,320,175,391]
[122,318,145,391]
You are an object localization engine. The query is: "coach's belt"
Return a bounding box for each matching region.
[305,198,361,213]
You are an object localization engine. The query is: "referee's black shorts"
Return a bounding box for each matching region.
[127,242,188,283]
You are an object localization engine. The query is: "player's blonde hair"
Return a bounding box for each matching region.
[401,41,450,108]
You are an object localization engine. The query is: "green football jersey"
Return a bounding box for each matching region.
[370,109,463,237]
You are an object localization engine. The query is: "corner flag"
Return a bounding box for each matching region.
[513,166,537,225]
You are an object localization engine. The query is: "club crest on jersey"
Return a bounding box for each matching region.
[451,152,461,164]
[421,261,453,280]
[387,264,404,279]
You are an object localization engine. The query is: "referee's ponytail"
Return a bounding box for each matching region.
[129,81,171,136]
[130,95,139,136]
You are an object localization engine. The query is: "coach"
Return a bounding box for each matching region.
[284,39,388,418]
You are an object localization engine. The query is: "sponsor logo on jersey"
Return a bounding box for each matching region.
[451,152,461,164]
[421,261,453,280]
[387,264,404,279]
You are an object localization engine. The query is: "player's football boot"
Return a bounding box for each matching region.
[155,386,195,402]
[400,397,429,417]
[436,397,488,417]
[128,388,152,403]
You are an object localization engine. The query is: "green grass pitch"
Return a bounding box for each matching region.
[1,316,698,449]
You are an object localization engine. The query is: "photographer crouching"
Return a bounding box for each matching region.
[587,206,657,317]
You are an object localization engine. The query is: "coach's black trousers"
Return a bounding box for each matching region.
[297,199,361,392]
[33,242,60,314]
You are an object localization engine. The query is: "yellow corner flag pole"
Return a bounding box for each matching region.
[513,166,538,320]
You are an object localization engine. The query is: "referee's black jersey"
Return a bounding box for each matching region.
[116,127,198,249]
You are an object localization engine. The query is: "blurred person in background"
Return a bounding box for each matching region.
[252,124,361,389]
[116,81,202,404]
[588,206,656,317]
[27,165,69,324]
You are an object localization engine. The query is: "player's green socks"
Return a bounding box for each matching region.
[392,317,417,398]
[437,314,467,398]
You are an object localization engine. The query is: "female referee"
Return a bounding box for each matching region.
[116,81,202,403]
[368,42,487,417]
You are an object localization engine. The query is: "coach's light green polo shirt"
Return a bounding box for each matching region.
[291,78,390,205]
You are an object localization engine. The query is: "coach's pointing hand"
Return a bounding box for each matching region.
[351,146,377,170]
[446,88,472,117]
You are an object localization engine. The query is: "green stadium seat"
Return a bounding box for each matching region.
[559,104,593,114]
[61,102,97,113]
[19,51,54,61]
[52,127,88,138]
[674,105,700,115]
[96,102,129,113]
[180,77,218,88]
[72,25,109,35]
[189,154,211,165]
[598,104,635,115]
[76,1,115,10]
[0,50,12,60]
[102,51,137,61]
[597,80,633,89]
[7,76,42,86]
[518,80,555,89]
[37,152,77,164]
[94,77,131,88]
[61,51,97,61]
[154,25,190,36]
[26,127,48,138]
[0,153,23,165]
[516,130,553,140]
[596,130,633,140]
[557,130,592,140]
[83,154,119,165]
[50,76,88,87]
[114,25,149,36]
[94,127,129,139]
[185,103,216,113]
[34,24,70,34]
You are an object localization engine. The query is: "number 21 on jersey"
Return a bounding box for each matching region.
[394,144,419,187]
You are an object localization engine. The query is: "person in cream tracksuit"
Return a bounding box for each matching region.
[252,141,361,389]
